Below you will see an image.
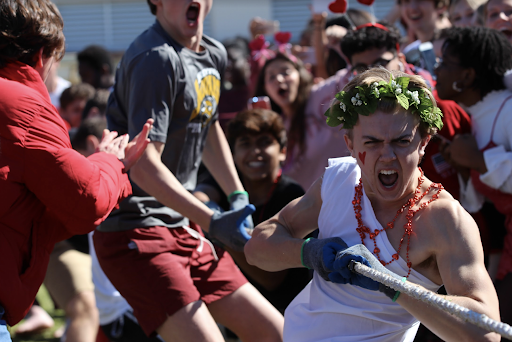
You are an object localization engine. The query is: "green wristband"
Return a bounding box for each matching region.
[392,277,407,302]
[227,190,248,202]
[301,237,313,268]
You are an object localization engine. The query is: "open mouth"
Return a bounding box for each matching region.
[278,88,289,97]
[186,3,200,24]
[378,170,398,188]
[499,27,512,40]
[408,13,422,22]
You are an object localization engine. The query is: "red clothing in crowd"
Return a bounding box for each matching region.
[422,90,472,199]
[403,65,472,199]
[0,62,132,326]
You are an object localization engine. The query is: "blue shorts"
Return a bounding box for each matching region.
[0,306,11,342]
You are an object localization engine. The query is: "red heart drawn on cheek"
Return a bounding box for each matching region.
[358,151,366,165]
[357,0,375,5]
[328,0,347,14]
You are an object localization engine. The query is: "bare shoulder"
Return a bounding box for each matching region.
[419,188,481,256]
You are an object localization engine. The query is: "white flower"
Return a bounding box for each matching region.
[406,90,420,105]
[391,79,402,95]
[337,116,344,121]
[371,83,380,96]
[339,102,346,112]
[411,91,420,104]
[350,93,363,106]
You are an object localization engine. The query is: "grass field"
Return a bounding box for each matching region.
[8,286,66,342]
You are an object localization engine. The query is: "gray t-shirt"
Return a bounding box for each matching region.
[99,20,227,232]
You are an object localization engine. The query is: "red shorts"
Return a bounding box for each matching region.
[93,223,247,337]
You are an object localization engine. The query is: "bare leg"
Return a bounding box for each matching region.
[14,305,54,335]
[208,283,284,342]
[64,290,99,342]
[156,300,225,342]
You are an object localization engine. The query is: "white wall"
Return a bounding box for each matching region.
[208,0,273,42]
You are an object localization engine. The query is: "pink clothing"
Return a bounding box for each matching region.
[283,69,351,190]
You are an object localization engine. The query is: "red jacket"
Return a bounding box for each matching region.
[0,62,132,325]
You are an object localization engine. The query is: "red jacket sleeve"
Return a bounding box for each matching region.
[23,107,132,235]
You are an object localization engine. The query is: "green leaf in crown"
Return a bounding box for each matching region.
[324,75,443,131]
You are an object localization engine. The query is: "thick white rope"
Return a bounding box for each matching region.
[350,261,512,340]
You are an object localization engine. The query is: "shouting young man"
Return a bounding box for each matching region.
[245,68,500,342]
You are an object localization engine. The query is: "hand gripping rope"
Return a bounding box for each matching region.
[348,260,512,340]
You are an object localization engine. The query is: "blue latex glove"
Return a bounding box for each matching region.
[301,237,349,281]
[329,244,402,298]
[209,204,255,252]
[229,192,254,234]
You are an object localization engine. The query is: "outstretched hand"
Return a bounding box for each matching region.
[121,119,154,171]
[96,119,154,171]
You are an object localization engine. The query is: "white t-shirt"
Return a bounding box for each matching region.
[284,157,440,342]
[458,89,512,212]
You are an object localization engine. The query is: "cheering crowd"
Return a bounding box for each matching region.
[1,0,512,341]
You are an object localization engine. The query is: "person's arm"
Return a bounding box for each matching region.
[130,141,215,229]
[23,111,151,235]
[395,202,500,342]
[383,2,401,24]
[202,121,244,196]
[311,12,329,80]
[449,133,512,194]
[245,176,323,271]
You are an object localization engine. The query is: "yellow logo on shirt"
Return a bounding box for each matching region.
[191,68,221,127]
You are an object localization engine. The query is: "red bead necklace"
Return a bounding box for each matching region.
[352,168,444,277]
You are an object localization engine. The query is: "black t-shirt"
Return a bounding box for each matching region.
[200,172,313,312]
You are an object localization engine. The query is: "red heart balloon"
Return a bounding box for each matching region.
[249,35,266,51]
[274,31,292,44]
[328,0,347,14]
[357,0,375,5]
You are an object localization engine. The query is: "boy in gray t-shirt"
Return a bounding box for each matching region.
[93,0,284,340]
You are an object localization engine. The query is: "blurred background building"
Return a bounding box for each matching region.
[53,0,395,82]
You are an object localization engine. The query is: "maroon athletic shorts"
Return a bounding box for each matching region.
[93,223,247,337]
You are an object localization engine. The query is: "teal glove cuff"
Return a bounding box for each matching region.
[301,238,313,268]
[228,190,248,203]
[392,277,407,302]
